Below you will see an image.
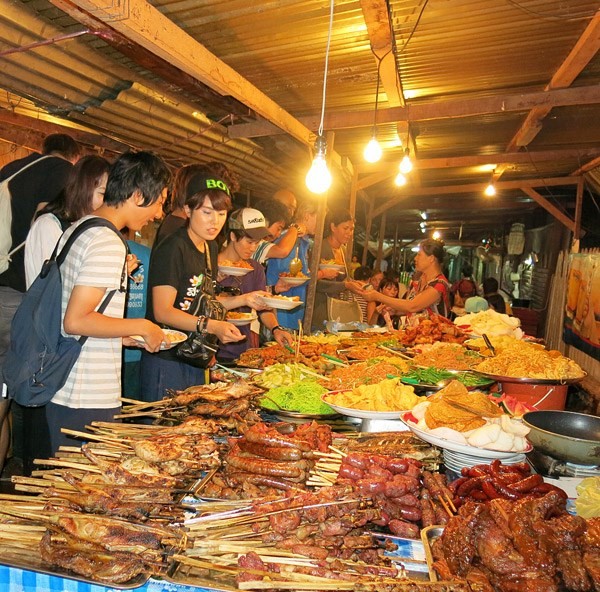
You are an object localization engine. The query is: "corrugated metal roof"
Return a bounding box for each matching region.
[0,0,598,242]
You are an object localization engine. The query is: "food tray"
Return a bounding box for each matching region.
[0,553,150,589]
[218,265,252,277]
[475,370,586,385]
[400,374,496,392]
[400,412,533,458]
[321,393,405,420]
[258,405,339,420]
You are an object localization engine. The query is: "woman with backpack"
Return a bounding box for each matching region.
[24,155,110,288]
[451,264,478,309]
[348,238,451,319]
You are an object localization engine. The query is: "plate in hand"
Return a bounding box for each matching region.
[279,275,309,286]
[130,329,187,350]
[258,295,303,310]
[226,313,257,326]
[218,265,252,277]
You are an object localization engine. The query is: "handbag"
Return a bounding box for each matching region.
[176,243,226,368]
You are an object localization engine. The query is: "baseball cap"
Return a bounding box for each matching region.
[186,174,231,199]
[228,208,270,240]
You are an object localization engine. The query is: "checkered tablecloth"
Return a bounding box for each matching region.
[0,565,213,592]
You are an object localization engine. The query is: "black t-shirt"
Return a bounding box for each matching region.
[146,227,218,361]
[0,153,73,291]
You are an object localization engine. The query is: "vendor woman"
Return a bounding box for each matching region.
[349,238,451,318]
[217,208,294,362]
[141,171,245,402]
[312,208,356,331]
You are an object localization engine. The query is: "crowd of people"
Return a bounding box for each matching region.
[0,133,514,476]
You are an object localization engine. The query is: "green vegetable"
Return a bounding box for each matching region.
[254,363,318,389]
[402,367,491,387]
[260,380,334,415]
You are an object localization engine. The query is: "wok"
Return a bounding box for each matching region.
[522,410,600,465]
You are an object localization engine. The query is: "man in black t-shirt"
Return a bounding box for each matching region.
[0,133,80,475]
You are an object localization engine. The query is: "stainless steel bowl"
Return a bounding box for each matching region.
[522,410,600,465]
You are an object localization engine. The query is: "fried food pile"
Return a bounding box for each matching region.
[321,356,409,391]
[424,381,503,432]
[411,342,482,371]
[433,491,600,592]
[475,340,586,380]
[401,314,468,346]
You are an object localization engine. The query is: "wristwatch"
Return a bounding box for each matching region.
[271,325,284,334]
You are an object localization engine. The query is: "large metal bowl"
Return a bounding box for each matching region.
[522,410,600,465]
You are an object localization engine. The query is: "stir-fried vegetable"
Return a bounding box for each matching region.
[401,367,491,387]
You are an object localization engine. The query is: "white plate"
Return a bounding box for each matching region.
[399,412,532,458]
[130,329,187,350]
[257,295,303,310]
[321,393,405,420]
[226,314,257,326]
[218,265,252,277]
[319,263,345,271]
[279,275,309,286]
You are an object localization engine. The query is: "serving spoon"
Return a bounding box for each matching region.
[289,246,302,276]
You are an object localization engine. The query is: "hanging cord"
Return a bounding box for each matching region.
[370,49,391,131]
[317,0,335,138]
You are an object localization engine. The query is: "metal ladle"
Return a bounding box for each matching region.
[289,246,302,276]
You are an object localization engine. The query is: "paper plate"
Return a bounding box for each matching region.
[258,295,303,310]
[321,393,405,420]
[226,313,257,326]
[218,265,252,277]
[400,412,532,458]
[279,275,309,286]
[129,329,187,350]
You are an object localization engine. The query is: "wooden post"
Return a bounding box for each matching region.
[345,170,358,266]
[362,199,374,265]
[303,131,335,333]
[375,212,386,271]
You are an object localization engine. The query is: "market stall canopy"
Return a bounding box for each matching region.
[0,0,599,242]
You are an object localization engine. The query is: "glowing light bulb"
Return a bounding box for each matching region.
[420,211,428,220]
[420,221,426,229]
[394,172,407,186]
[432,230,441,240]
[306,135,332,194]
[484,182,496,197]
[421,227,426,234]
[363,136,382,163]
[399,149,413,174]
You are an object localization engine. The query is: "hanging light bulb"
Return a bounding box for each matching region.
[306,134,332,194]
[306,0,334,194]
[421,227,426,234]
[364,132,382,163]
[432,230,441,240]
[399,148,413,174]
[394,172,407,186]
[420,211,428,220]
[484,181,496,197]
[419,221,426,229]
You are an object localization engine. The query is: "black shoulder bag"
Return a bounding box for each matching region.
[176,241,226,368]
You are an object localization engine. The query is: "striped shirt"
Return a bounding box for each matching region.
[53,216,126,409]
[252,240,274,264]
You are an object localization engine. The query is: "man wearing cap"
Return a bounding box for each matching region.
[217,208,294,362]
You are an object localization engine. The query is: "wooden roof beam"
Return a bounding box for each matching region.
[228,85,600,138]
[50,0,353,177]
[502,11,600,163]
[372,176,580,217]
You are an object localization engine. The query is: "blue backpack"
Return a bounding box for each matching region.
[3,217,126,407]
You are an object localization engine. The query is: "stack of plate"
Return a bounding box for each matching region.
[443,448,527,474]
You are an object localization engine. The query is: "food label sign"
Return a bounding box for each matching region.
[563,252,600,360]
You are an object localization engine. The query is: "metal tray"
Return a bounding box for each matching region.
[0,551,150,589]
[475,370,587,385]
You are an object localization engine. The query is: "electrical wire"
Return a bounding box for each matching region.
[317,0,335,138]
[504,0,598,22]
[397,0,429,54]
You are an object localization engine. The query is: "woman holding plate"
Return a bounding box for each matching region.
[348,238,451,319]
[141,171,245,402]
[217,208,294,362]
